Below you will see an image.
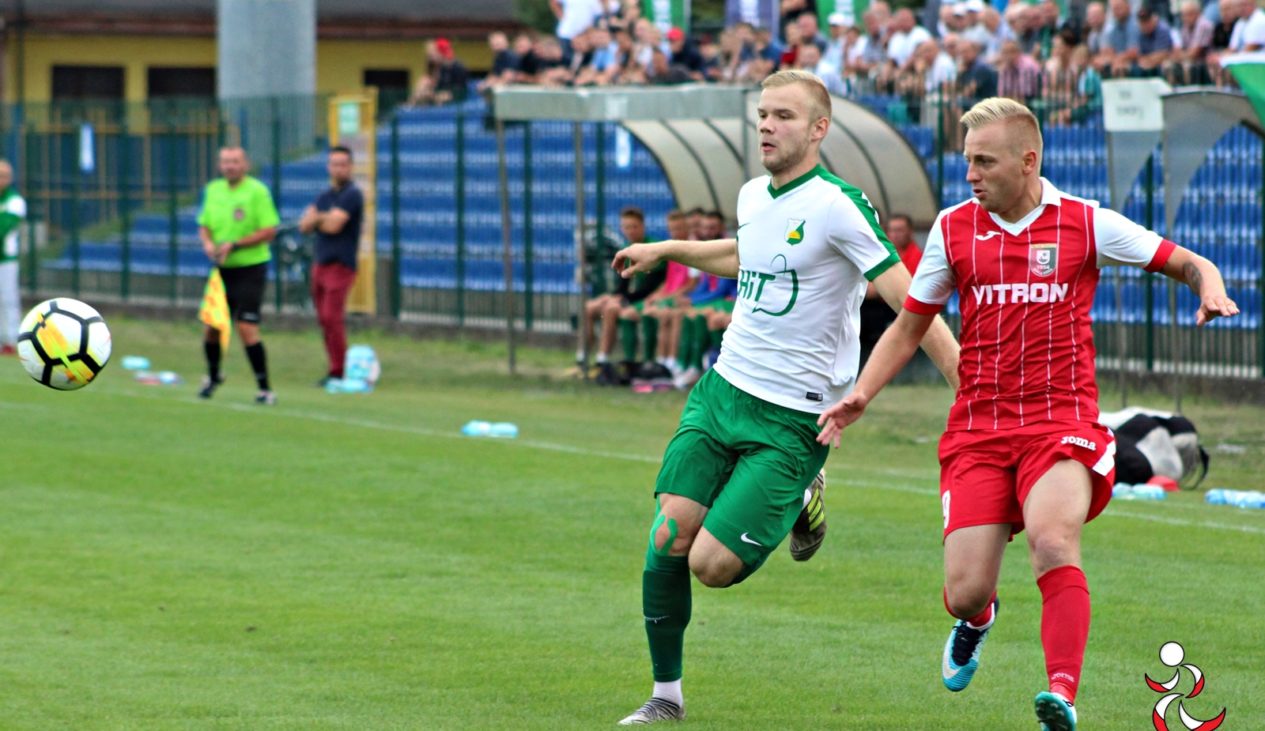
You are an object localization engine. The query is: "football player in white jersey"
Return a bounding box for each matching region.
[610,70,960,725]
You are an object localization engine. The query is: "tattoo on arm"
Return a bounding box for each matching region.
[1182,261,1203,296]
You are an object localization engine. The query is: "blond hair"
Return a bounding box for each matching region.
[761,69,832,124]
[961,97,1043,159]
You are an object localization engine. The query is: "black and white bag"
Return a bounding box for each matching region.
[1099,407,1210,489]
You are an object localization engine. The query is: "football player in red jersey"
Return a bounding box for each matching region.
[816,97,1238,731]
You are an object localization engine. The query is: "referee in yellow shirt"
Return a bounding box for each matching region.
[197,146,280,404]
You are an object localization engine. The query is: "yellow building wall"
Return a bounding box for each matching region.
[4,32,491,104]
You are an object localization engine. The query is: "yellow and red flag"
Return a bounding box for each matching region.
[198,268,231,349]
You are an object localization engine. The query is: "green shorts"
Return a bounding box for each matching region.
[698,299,734,313]
[654,370,829,573]
[635,297,675,313]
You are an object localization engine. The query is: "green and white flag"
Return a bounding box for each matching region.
[814,0,871,27]
[643,0,691,33]
[1223,52,1265,128]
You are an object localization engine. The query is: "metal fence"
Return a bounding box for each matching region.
[1,81,1262,384]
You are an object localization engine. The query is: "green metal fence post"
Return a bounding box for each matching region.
[523,122,534,330]
[120,107,132,301]
[272,97,283,313]
[456,106,466,327]
[167,129,179,305]
[70,138,81,298]
[1143,155,1155,371]
[23,123,37,293]
[390,111,402,319]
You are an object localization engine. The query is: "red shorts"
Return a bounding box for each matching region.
[937,422,1116,539]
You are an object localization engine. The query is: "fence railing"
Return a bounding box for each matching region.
[2,78,1261,382]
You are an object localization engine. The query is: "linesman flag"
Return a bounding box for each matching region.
[199,268,231,349]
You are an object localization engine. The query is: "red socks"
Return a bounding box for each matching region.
[1037,565,1090,702]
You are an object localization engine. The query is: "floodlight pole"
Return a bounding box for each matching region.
[574,122,587,375]
[497,118,517,374]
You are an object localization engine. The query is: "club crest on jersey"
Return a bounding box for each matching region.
[785,219,806,245]
[1030,243,1058,277]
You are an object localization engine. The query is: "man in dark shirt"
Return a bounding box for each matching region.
[299,146,364,385]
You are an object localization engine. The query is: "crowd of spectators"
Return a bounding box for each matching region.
[409,0,1265,126]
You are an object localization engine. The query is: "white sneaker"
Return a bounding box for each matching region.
[673,367,701,390]
[618,697,685,725]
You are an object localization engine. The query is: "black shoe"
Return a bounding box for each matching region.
[594,362,617,386]
[198,376,224,399]
[255,390,277,405]
[789,469,827,561]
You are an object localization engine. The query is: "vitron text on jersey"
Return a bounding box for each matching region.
[971,282,1069,305]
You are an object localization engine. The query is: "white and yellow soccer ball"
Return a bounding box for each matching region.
[17,297,112,390]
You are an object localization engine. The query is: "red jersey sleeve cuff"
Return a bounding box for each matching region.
[1144,238,1177,273]
[903,295,943,315]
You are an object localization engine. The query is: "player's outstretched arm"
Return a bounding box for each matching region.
[1159,246,1240,326]
[871,263,960,389]
[816,309,936,447]
[612,239,739,279]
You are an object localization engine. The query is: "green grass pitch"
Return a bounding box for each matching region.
[1,315,1262,729]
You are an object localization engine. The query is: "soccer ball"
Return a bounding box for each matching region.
[16,297,113,390]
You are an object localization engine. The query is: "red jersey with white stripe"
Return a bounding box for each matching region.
[906,179,1176,432]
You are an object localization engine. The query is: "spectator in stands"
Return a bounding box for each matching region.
[1229,0,1265,52]
[607,0,641,34]
[1034,0,1063,56]
[780,19,805,68]
[716,28,755,82]
[409,38,469,106]
[604,28,637,84]
[897,38,957,102]
[478,32,519,92]
[575,25,618,85]
[957,38,999,101]
[565,27,596,82]
[960,0,992,50]
[533,37,573,86]
[779,0,817,39]
[1100,0,1141,76]
[299,146,364,387]
[1135,7,1175,75]
[1175,0,1216,83]
[798,12,830,53]
[824,12,851,69]
[551,0,600,59]
[666,27,706,79]
[578,206,656,382]
[978,5,1011,61]
[510,33,539,83]
[850,9,890,81]
[859,212,919,366]
[698,34,725,81]
[938,3,964,38]
[1082,2,1107,58]
[997,38,1043,101]
[798,41,847,95]
[1062,43,1103,123]
[1206,0,1238,83]
[1006,3,1041,55]
[0,159,25,357]
[887,8,933,70]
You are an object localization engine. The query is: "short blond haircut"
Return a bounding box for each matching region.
[961,97,1043,159]
[761,69,832,124]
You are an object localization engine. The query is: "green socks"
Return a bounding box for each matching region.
[641,316,659,363]
[677,317,694,371]
[643,551,691,682]
[620,319,638,363]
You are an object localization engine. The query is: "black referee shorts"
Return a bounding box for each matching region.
[219,262,268,324]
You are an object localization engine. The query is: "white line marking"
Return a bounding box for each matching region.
[6,388,1261,535]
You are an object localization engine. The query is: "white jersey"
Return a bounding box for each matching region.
[713,165,899,414]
